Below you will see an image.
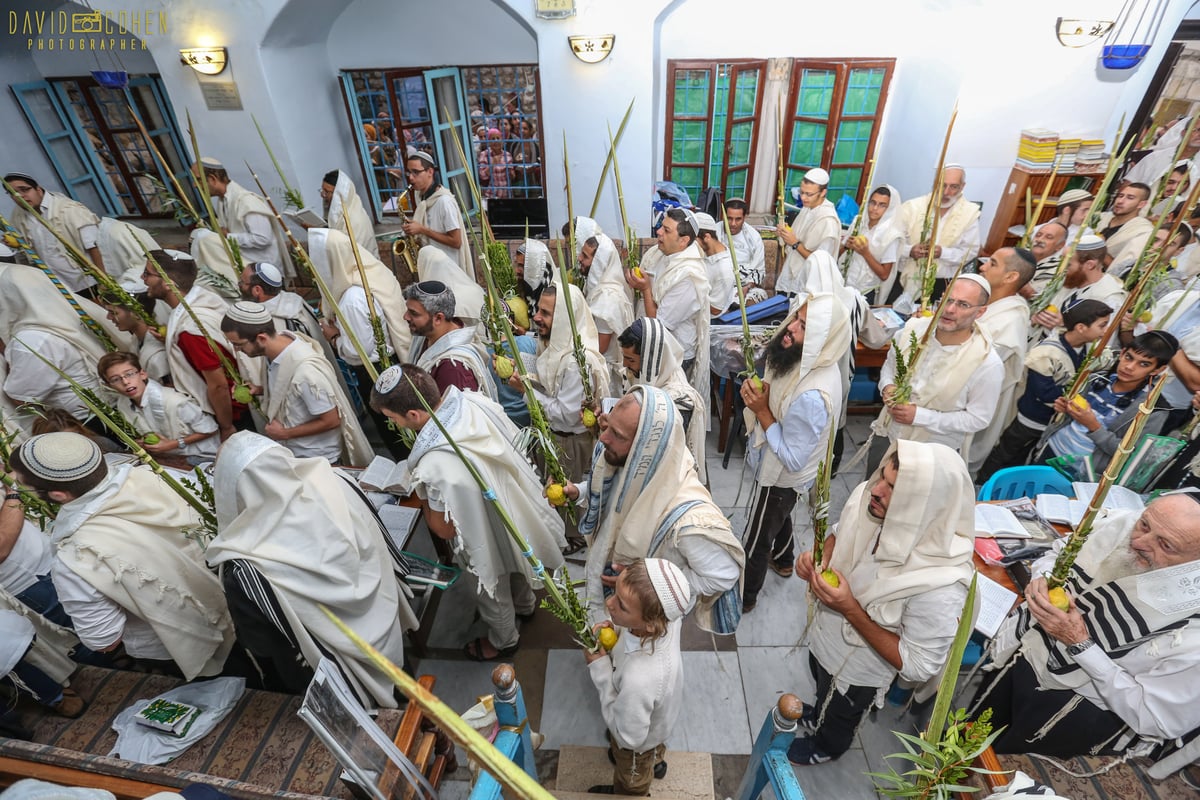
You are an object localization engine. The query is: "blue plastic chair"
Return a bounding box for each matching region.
[977,465,1074,501]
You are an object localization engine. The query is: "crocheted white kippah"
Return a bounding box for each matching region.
[20,432,102,483]
[644,558,692,622]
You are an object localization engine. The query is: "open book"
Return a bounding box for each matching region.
[284,207,326,228]
[974,503,1031,538]
[1035,494,1088,527]
[1070,482,1145,513]
[974,571,1019,638]
[358,456,410,494]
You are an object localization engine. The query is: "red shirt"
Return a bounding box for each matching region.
[177,332,247,419]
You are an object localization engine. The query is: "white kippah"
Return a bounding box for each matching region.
[119,273,148,294]
[957,272,991,295]
[19,432,102,483]
[254,262,283,288]
[804,167,830,186]
[692,211,719,233]
[1076,234,1106,253]
[226,300,271,325]
[410,150,436,167]
[163,248,194,261]
[375,365,404,394]
[200,157,224,169]
[644,558,692,622]
[1058,188,1093,205]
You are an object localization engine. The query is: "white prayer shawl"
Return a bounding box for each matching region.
[631,318,708,483]
[188,228,241,298]
[214,180,292,276]
[210,433,415,709]
[308,227,412,358]
[407,387,565,598]
[520,239,556,295]
[52,461,234,680]
[408,325,498,401]
[265,333,372,467]
[843,184,904,296]
[1049,273,1128,317]
[800,251,869,405]
[414,184,473,275]
[812,440,974,694]
[898,194,981,291]
[262,291,323,342]
[970,294,1032,473]
[164,284,234,415]
[121,380,217,461]
[97,218,157,280]
[776,201,841,295]
[584,231,635,341]
[0,267,126,372]
[882,315,994,454]
[535,283,611,404]
[748,293,850,489]
[416,246,486,323]
[327,170,377,254]
[0,585,77,684]
[580,386,744,630]
[1097,212,1156,270]
[648,243,710,419]
[12,191,99,292]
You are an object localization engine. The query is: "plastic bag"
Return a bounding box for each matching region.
[110,677,245,765]
[835,194,860,226]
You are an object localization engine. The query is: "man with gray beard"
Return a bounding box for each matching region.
[972,493,1200,759]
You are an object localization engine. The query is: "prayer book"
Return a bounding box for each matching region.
[358,455,411,494]
[1116,434,1185,492]
[134,699,201,737]
[1070,482,1145,514]
[284,207,325,228]
[376,503,420,554]
[973,571,1019,639]
[398,550,460,590]
[1035,494,1087,527]
[974,503,1030,539]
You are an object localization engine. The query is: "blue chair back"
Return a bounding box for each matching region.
[977,465,1073,501]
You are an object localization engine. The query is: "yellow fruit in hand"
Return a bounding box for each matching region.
[142,433,160,445]
[1070,395,1090,412]
[853,235,868,247]
[820,569,840,588]
[1048,586,1071,612]
[919,308,934,318]
[546,483,567,507]
[1045,304,1058,315]
[632,267,644,280]
[582,408,597,429]
[598,627,619,651]
[232,385,253,404]
[494,355,515,380]
[1138,311,1153,323]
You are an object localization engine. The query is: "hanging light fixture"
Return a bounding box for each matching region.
[1101,0,1170,70]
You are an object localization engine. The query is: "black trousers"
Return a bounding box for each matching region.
[976,418,1043,484]
[741,486,798,606]
[972,655,1125,757]
[809,652,878,758]
[223,569,314,695]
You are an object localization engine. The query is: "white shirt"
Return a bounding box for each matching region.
[424,192,466,267]
[705,250,736,314]
[879,338,1005,448]
[52,559,172,659]
[0,521,52,596]
[588,619,683,752]
[127,380,218,461]
[4,329,101,420]
[24,192,99,292]
[717,224,765,286]
[747,389,827,480]
[268,336,341,461]
[533,357,586,433]
[654,275,704,360]
[334,285,395,366]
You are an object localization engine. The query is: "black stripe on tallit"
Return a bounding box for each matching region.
[227,559,300,651]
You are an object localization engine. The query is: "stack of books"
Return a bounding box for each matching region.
[1056,138,1081,172]
[1075,139,1107,173]
[1017,128,1060,172]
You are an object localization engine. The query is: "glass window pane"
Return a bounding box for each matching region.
[828,167,862,204]
[843,68,885,115]
[833,120,873,163]
[669,166,703,201]
[733,70,759,116]
[797,69,835,118]
[789,120,825,166]
[673,120,707,163]
[726,171,747,197]
[674,70,711,116]
[728,120,754,166]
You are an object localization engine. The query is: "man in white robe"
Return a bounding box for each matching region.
[5,172,102,293]
[717,198,765,290]
[402,151,473,276]
[693,212,736,315]
[1096,182,1154,270]
[372,365,564,661]
[14,432,234,680]
[969,248,1036,474]
[740,293,850,613]
[194,158,292,276]
[221,301,371,466]
[563,386,744,632]
[575,218,634,392]
[403,280,495,399]
[239,261,323,342]
[96,217,157,281]
[896,166,981,300]
[775,168,841,297]
[1033,236,1128,338]
[842,185,904,301]
[975,494,1200,759]
[209,432,415,707]
[1025,220,1068,299]
[321,169,377,254]
[791,440,974,764]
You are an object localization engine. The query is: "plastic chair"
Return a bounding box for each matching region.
[976,465,1074,501]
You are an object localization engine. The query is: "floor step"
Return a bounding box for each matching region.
[553,744,714,800]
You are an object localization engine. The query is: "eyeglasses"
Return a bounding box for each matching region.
[944,299,984,311]
[405,168,430,177]
[106,369,141,385]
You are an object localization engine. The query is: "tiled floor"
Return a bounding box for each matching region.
[413,414,913,798]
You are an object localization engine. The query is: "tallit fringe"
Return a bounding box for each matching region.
[1028,749,1134,779]
[74,543,227,627]
[1026,694,1083,743]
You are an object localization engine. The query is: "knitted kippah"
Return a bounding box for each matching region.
[199,157,223,169]
[409,150,436,167]
[375,365,404,394]
[226,301,271,325]
[254,262,283,288]
[1058,188,1092,205]
[1076,234,1106,253]
[19,432,102,483]
[644,558,692,622]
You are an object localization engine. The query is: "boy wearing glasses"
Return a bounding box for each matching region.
[401,151,473,275]
[98,351,218,464]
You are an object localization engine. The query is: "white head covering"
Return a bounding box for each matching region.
[18,432,102,483]
[573,216,601,256]
[535,282,608,398]
[254,262,284,288]
[226,300,272,325]
[804,168,830,186]
[326,169,377,254]
[416,245,485,322]
[0,267,123,368]
[846,184,905,297]
[521,239,556,293]
[308,227,411,355]
[644,558,692,621]
[956,272,992,302]
[628,317,707,480]
[188,228,240,297]
[209,432,415,708]
[692,211,719,234]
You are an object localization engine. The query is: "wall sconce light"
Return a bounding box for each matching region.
[1055,18,1115,47]
[179,47,228,76]
[568,34,614,64]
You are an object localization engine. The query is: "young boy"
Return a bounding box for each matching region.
[978,299,1112,480]
[101,293,169,384]
[98,351,218,464]
[1040,330,1179,472]
[585,558,691,796]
